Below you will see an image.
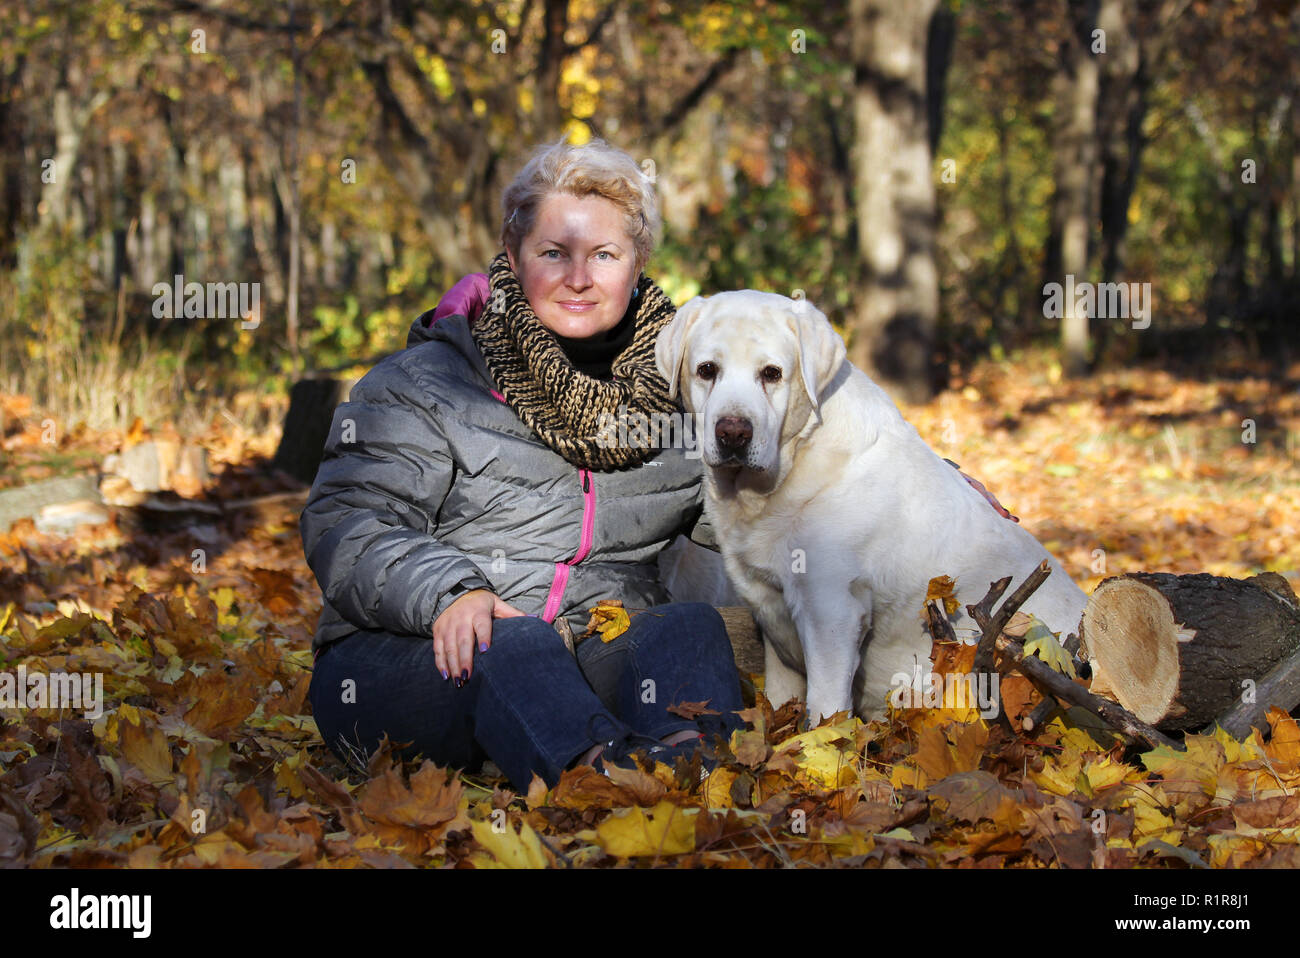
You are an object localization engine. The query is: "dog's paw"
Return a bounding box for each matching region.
[804,698,853,728]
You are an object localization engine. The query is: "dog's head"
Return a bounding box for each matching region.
[655,291,846,480]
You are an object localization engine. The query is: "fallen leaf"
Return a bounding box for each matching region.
[666,699,720,720]
[1021,616,1076,678]
[470,818,551,868]
[595,800,695,857]
[583,600,631,643]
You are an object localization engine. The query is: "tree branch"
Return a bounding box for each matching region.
[646,46,743,141]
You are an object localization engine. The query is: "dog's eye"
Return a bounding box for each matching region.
[761,365,782,384]
[697,361,717,381]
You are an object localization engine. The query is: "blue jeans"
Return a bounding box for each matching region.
[308,602,747,790]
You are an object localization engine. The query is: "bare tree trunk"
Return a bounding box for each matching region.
[217,137,249,275]
[0,56,25,270]
[847,0,944,404]
[1047,0,1102,377]
[110,139,129,291]
[284,0,303,373]
[135,191,157,291]
[1292,145,1300,287]
[248,149,285,307]
[534,0,568,137]
[1094,0,1190,362]
[185,144,208,279]
[1096,0,1139,286]
[29,72,107,233]
[320,217,337,288]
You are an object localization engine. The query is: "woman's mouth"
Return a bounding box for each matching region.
[558,301,597,312]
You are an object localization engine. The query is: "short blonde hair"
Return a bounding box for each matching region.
[500,136,660,274]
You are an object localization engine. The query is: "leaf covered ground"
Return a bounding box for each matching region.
[2,353,1299,868]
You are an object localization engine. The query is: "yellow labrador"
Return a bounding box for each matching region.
[656,291,1088,723]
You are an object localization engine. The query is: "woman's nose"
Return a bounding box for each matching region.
[565,260,592,290]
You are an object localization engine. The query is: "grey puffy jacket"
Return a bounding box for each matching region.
[300,308,715,654]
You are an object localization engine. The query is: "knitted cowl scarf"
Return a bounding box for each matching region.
[471,250,682,472]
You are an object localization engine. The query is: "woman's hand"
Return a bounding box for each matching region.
[432,590,527,685]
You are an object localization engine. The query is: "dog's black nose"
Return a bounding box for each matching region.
[715,417,752,452]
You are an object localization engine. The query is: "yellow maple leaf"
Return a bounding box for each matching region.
[701,766,738,809]
[925,575,960,615]
[1266,708,1300,766]
[1206,832,1262,868]
[118,711,174,786]
[595,800,695,857]
[1081,755,1138,795]
[1141,735,1223,806]
[891,763,925,790]
[584,600,631,643]
[773,720,860,789]
[1029,756,1082,797]
[1129,785,1182,847]
[191,829,241,866]
[1209,721,1266,764]
[470,818,550,869]
[1021,616,1076,678]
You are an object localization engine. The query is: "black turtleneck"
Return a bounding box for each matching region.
[551,297,639,380]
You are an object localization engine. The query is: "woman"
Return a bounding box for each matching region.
[302,137,747,791]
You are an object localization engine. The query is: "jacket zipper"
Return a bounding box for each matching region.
[542,467,595,622]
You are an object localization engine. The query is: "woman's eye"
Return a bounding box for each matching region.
[761,365,782,384]
[697,361,717,381]
[594,250,612,261]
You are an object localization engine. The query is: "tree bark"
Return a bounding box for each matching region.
[1047,0,1102,378]
[271,376,357,484]
[847,0,944,404]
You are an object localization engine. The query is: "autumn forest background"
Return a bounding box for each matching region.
[1,0,1300,873]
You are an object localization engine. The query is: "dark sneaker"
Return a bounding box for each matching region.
[594,731,716,783]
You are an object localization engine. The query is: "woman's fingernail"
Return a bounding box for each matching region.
[440,668,449,680]
[454,676,463,689]
[479,641,488,653]
[461,669,469,681]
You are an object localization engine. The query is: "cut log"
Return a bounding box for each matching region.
[271,376,358,484]
[0,474,102,533]
[101,440,210,498]
[717,606,763,676]
[1081,572,1300,732]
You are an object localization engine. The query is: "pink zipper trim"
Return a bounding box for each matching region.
[542,467,595,622]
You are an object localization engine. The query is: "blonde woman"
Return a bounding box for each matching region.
[302,137,745,789]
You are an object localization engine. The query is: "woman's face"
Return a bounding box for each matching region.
[507,192,640,339]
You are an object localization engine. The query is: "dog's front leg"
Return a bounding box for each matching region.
[762,640,806,712]
[798,600,870,726]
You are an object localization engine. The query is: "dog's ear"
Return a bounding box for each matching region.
[789,299,846,414]
[656,296,708,400]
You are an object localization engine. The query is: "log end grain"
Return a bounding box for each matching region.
[1082,577,1185,725]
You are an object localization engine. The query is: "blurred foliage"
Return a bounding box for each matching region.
[655,171,851,317]
[0,0,1295,434]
